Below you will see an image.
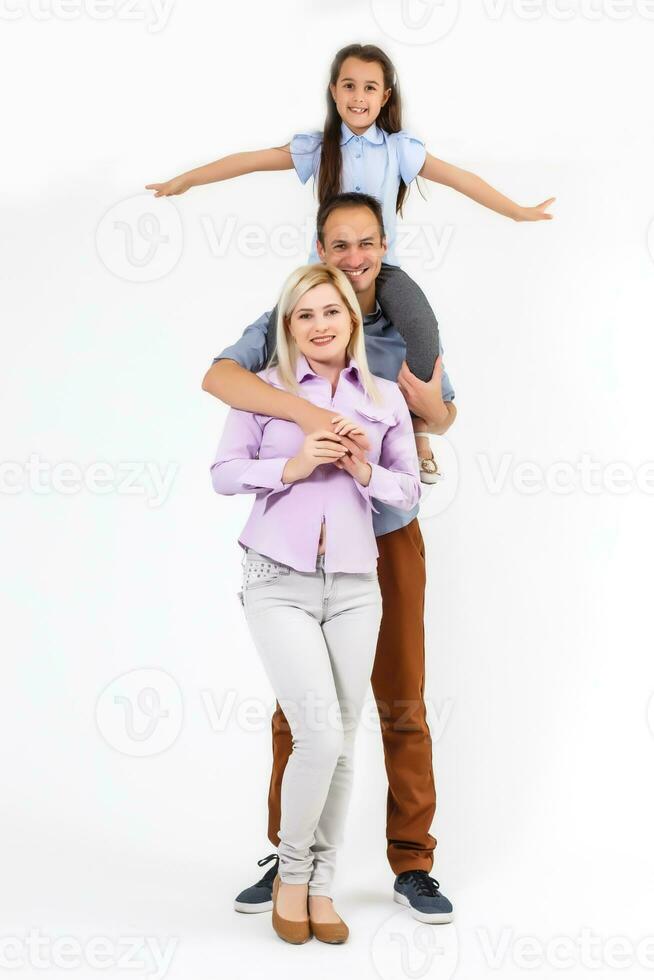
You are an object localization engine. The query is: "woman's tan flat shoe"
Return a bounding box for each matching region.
[308,898,349,944]
[271,875,311,945]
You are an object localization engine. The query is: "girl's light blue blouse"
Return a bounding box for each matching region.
[290,122,426,268]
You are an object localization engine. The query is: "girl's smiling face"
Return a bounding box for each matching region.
[329,56,391,135]
[287,282,353,366]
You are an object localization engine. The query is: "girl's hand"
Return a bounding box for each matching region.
[145,176,192,197]
[514,198,556,221]
[283,430,347,483]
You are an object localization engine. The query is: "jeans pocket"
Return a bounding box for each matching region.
[242,557,288,591]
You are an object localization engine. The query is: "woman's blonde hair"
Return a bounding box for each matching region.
[266,263,382,404]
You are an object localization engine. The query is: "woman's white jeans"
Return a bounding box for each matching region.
[240,547,383,897]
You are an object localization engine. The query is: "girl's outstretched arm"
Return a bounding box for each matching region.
[419,153,555,222]
[146,144,293,197]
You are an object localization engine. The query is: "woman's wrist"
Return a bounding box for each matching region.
[282,456,307,485]
[281,458,297,485]
[355,461,372,487]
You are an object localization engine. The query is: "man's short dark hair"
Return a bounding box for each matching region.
[316,192,386,248]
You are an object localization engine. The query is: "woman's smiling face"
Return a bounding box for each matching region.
[287,282,353,365]
[329,57,391,135]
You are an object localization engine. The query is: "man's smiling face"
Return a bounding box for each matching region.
[316,205,387,297]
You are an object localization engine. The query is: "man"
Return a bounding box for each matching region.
[202,192,456,923]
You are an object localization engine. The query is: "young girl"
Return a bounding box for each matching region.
[150,42,554,480]
[210,263,420,945]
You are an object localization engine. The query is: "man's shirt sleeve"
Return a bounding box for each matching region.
[211,309,273,373]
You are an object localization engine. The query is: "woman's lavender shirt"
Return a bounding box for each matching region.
[212,301,455,538]
[210,354,421,573]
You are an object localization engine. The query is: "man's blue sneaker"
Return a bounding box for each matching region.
[394,870,454,923]
[233,853,279,913]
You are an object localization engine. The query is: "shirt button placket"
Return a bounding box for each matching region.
[354,135,362,191]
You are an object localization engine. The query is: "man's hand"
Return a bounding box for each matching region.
[397,357,454,434]
[295,402,370,459]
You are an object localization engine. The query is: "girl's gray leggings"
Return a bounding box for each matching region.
[240,548,383,897]
[376,264,440,383]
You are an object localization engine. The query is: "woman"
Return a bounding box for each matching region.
[210,264,420,945]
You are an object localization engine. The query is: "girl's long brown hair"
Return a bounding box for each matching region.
[318,44,409,216]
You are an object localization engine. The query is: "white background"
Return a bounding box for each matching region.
[2,0,654,977]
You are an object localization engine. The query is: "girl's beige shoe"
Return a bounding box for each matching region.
[271,875,311,945]
[419,455,441,485]
[308,898,349,944]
